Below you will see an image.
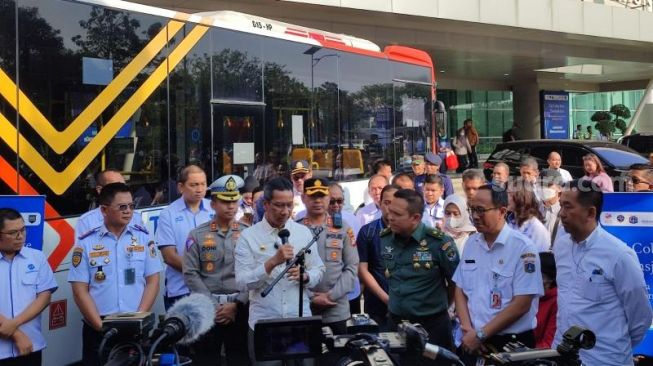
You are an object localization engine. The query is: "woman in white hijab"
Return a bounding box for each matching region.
[442,194,476,254]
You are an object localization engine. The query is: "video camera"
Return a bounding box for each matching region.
[253,314,596,366]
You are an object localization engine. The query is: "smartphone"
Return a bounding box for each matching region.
[332,212,342,229]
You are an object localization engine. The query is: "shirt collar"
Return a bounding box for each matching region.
[98,224,133,238]
[0,248,26,260]
[173,197,209,212]
[478,222,510,250]
[572,225,601,248]
[261,216,286,235]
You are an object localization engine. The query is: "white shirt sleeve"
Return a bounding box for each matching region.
[614,250,653,347]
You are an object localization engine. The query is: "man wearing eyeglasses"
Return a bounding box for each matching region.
[235,177,324,366]
[0,208,57,366]
[453,184,542,364]
[290,160,313,220]
[75,169,144,240]
[68,183,162,366]
[627,164,653,192]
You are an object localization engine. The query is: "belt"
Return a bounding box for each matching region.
[212,293,239,304]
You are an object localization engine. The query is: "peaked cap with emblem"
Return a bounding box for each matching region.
[209,175,244,201]
[291,160,310,175]
[303,178,329,196]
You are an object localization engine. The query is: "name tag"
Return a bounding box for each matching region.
[90,250,110,258]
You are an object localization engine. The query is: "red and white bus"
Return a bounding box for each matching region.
[0,0,437,363]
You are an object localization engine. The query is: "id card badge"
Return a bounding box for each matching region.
[490,287,502,309]
[124,268,136,285]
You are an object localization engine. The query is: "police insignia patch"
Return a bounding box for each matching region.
[525,262,535,273]
[72,247,83,267]
[347,228,356,247]
[203,261,216,273]
[92,244,104,251]
[148,241,157,258]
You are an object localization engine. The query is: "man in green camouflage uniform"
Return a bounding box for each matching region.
[183,174,250,366]
[381,188,460,365]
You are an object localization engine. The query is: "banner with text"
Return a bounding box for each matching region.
[541,91,570,139]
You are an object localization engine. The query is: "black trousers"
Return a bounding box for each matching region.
[467,145,478,168]
[0,351,42,366]
[191,303,249,366]
[389,311,454,366]
[82,321,104,366]
[459,329,535,366]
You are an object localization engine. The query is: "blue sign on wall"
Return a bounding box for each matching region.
[601,193,653,355]
[0,195,46,251]
[541,91,570,139]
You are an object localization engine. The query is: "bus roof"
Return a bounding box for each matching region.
[72,0,381,52]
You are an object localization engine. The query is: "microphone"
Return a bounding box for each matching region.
[153,293,215,345]
[399,322,464,366]
[423,343,464,365]
[275,228,290,249]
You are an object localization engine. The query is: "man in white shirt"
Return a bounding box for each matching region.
[547,151,573,183]
[453,184,543,364]
[519,157,543,202]
[356,175,388,227]
[290,160,312,219]
[235,177,325,366]
[421,174,445,228]
[554,179,652,366]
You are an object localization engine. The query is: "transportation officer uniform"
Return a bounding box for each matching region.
[67,224,163,366]
[0,247,58,366]
[291,160,310,219]
[183,175,250,366]
[155,196,213,309]
[422,198,445,229]
[75,206,143,239]
[380,223,460,362]
[297,179,359,334]
[452,223,543,361]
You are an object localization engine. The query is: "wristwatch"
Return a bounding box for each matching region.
[476,328,487,342]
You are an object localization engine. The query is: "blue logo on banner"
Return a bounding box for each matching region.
[601,193,653,354]
[541,91,570,139]
[0,196,46,251]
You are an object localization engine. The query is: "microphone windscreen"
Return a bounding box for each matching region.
[278,228,290,243]
[167,293,215,345]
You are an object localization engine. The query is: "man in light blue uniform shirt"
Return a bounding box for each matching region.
[68,183,162,366]
[75,169,144,238]
[554,179,652,366]
[155,165,213,309]
[0,208,57,366]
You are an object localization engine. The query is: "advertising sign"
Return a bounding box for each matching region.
[541,91,570,139]
[600,193,653,354]
[0,195,46,251]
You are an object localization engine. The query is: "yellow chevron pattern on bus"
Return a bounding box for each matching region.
[0,23,209,195]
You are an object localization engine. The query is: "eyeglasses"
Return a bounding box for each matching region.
[108,203,136,212]
[468,206,499,216]
[0,226,26,239]
[329,198,344,205]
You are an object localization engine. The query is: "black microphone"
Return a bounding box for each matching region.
[399,322,464,366]
[275,228,290,249]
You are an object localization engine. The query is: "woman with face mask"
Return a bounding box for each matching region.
[442,194,476,254]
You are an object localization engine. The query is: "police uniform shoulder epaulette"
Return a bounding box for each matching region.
[238,221,250,229]
[425,227,444,239]
[193,221,211,231]
[77,227,100,240]
[131,224,149,235]
[379,227,392,237]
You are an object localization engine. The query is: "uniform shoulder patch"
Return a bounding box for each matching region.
[380,227,392,237]
[132,224,149,235]
[426,227,444,239]
[72,247,83,267]
[77,227,99,240]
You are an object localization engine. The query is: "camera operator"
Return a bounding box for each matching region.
[452,184,543,365]
[183,175,250,366]
[380,189,460,365]
[235,177,325,366]
[298,179,359,335]
[68,183,162,366]
[554,179,652,365]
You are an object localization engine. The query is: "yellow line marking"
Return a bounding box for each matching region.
[0,25,209,194]
[0,20,184,154]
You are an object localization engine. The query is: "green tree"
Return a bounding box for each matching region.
[610,104,630,134]
[591,111,614,139]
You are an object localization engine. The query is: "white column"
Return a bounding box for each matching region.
[512,81,541,140]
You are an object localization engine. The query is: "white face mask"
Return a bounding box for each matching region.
[541,187,557,201]
[446,215,464,229]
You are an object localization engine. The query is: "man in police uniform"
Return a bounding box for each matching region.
[0,208,58,366]
[183,175,250,366]
[381,189,460,364]
[453,184,542,364]
[155,165,213,310]
[290,160,312,219]
[298,178,359,334]
[68,183,162,366]
[76,169,144,238]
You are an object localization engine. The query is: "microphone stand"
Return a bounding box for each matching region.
[262,226,324,317]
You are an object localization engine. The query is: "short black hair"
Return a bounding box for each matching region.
[95,169,122,187]
[393,189,424,217]
[391,172,412,185]
[380,184,402,201]
[263,177,293,202]
[630,163,652,171]
[568,179,603,221]
[0,208,22,231]
[177,164,205,184]
[477,183,509,208]
[540,251,557,287]
[252,186,263,195]
[424,174,444,188]
[372,159,392,174]
[98,182,132,206]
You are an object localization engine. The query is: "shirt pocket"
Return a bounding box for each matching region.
[200,247,224,276]
[579,274,611,302]
[127,252,147,278]
[460,262,477,294]
[492,267,514,300]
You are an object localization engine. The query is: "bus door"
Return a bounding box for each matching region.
[393,80,432,166]
[210,102,265,181]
